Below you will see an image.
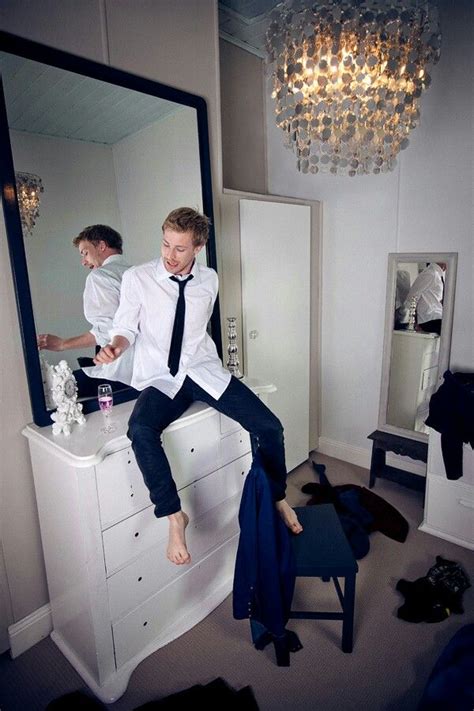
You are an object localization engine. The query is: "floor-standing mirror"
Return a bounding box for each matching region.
[368,252,457,490]
[379,252,458,441]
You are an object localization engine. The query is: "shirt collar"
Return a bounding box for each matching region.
[156,257,201,285]
[102,254,125,266]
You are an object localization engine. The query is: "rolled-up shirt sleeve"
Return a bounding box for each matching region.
[404,269,434,305]
[84,270,120,346]
[109,268,141,346]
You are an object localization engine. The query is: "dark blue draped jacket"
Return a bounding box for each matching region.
[232,454,296,641]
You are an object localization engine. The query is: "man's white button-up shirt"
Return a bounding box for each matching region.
[404,263,444,324]
[109,257,231,400]
[82,254,135,385]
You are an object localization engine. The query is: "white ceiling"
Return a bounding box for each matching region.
[0,52,182,145]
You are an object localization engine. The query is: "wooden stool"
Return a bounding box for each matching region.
[368,429,427,491]
[289,504,358,653]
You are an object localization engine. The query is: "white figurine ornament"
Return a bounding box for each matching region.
[47,360,86,435]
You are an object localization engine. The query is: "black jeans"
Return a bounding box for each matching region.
[127,376,287,518]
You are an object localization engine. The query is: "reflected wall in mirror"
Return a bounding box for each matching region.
[0,32,220,426]
[378,252,458,442]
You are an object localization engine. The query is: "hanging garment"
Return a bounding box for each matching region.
[233,453,302,666]
[425,370,474,480]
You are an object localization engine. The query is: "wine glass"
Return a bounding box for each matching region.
[98,384,116,433]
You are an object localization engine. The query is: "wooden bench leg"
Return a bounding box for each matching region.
[369,443,385,488]
[341,573,356,653]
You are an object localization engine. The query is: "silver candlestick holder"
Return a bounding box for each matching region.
[226,316,243,378]
[407,296,418,331]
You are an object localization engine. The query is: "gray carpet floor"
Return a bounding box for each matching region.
[1,453,473,711]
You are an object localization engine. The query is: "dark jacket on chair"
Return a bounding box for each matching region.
[425,370,474,480]
[233,454,300,664]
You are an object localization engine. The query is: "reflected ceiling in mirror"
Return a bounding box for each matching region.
[0,32,218,426]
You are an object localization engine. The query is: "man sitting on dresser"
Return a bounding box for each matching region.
[94,207,302,565]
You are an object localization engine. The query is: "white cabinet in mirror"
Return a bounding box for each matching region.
[378,253,458,442]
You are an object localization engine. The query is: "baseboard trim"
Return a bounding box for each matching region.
[317,437,371,469]
[8,603,52,658]
[316,437,426,477]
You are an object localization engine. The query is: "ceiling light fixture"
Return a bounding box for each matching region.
[266,0,441,176]
[15,171,44,235]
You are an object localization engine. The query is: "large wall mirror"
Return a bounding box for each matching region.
[378,252,458,442]
[0,31,221,426]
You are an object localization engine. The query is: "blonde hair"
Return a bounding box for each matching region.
[162,207,210,248]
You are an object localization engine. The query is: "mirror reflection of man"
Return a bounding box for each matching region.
[37,224,134,396]
[403,262,446,335]
[394,269,411,329]
[94,207,303,566]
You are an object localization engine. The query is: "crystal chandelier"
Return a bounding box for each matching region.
[15,171,44,236]
[266,0,441,176]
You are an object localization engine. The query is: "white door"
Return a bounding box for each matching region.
[240,199,311,471]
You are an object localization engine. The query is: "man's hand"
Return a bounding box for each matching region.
[37,334,64,351]
[94,344,122,364]
[93,336,130,365]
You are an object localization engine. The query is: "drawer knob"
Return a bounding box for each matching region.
[143,621,148,627]
[134,532,139,538]
[138,576,143,582]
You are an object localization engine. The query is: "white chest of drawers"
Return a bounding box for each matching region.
[419,429,474,550]
[23,381,273,702]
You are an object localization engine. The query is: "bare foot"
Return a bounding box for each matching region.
[275,499,303,535]
[167,511,191,565]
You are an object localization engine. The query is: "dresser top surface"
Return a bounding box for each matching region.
[23,378,275,466]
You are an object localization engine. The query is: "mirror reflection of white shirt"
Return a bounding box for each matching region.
[404,263,444,324]
[83,254,129,346]
[109,257,231,400]
[82,254,134,385]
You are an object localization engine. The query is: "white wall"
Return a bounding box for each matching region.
[220,39,267,194]
[11,130,122,368]
[113,107,203,265]
[0,0,221,628]
[266,0,473,462]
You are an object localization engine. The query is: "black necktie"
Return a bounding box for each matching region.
[168,275,193,376]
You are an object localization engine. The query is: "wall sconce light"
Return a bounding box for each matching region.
[15,171,44,236]
[266,0,441,177]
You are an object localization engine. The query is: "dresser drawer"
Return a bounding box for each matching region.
[424,476,474,548]
[107,491,242,620]
[220,413,241,436]
[103,453,251,575]
[96,447,151,529]
[182,452,251,520]
[163,412,221,490]
[112,536,238,669]
[220,428,251,467]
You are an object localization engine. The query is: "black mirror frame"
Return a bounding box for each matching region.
[0,31,222,427]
